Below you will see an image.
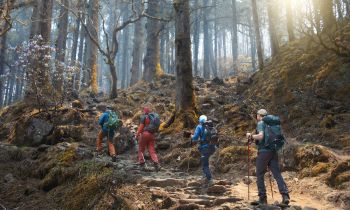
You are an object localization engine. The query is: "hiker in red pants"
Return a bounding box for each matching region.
[136,107,161,171]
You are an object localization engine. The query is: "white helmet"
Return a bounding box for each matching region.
[199,115,207,124]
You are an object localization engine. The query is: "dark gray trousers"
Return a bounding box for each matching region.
[256,151,289,198]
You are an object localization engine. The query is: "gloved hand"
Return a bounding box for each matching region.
[191,140,197,146]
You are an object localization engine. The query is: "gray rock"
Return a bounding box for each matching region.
[4,173,15,183]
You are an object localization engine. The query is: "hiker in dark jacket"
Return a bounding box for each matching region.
[191,115,216,187]
[246,109,290,205]
[97,106,117,162]
[136,107,160,171]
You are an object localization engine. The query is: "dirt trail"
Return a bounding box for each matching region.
[92,145,342,210]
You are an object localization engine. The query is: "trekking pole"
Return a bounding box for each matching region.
[268,168,274,199]
[247,136,251,201]
[187,138,192,173]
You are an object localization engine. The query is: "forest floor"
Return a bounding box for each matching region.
[1,30,350,209]
[0,74,349,210]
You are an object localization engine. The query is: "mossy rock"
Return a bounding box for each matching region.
[40,166,77,192]
[310,162,330,177]
[58,147,78,167]
[295,145,336,169]
[63,168,113,210]
[327,159,350,187]
[216,146,257,172]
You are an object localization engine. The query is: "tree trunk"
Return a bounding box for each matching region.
[0,24,7,107]
[267,0,279,57]
[231,0,238,75]
[343,0,350,16]
[193,0,200,77]
[54,0,69,93]
[202,0,210,79]
[320,0,336,29]
[248,14,256,72]
[335,0,343,20]
[174,0,196,128]
[143,0,162,82]
[71,0,83,63]
[86,0,99,95]
[312,0,321,31]
[109,63,118,98]
[286,0,295,42]
[75,0,87,91]
[130,17,144,86]
[251,0,264,70]
[121,10,130,89]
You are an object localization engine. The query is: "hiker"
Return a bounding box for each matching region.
[191,115,217,187]
[136,107,161,171]
[246,109,290,205]
[96,106,120,162]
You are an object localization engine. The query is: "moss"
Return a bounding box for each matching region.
[295,145,335,169]
[311,162,330,176]
[216,146,257,172]
[327,159,350,187]
[58,147,77,167]
[63,168,113,210]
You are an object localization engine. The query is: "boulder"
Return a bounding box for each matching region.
[12,118,54,146]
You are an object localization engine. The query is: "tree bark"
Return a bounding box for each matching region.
[251,0,264,70]
[267,0,279,57]
[231,0,238,75]
[286,0,295,42]
[130,17,143,85]
[54,0,69,93]
[143,0,162,82]
[86,0,99,95]
[174,0,196,126]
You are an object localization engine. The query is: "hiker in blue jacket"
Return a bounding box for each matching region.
[191,115,216,186]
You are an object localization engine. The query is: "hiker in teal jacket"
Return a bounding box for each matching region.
[96,107,117,162]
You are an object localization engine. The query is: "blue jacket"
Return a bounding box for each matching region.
[99,111,115,135]
[191,124,208,150]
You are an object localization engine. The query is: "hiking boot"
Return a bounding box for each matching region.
[250,196,267,205]
[207,179,214,187]
[282,194,290,205]
[111,155,117,162]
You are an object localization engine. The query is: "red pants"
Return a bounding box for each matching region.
[138,132,159,164]
[96,131,116,156]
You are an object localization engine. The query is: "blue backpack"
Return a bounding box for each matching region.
[262,115,285,151]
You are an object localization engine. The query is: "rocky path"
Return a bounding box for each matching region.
[92,148,342,210]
